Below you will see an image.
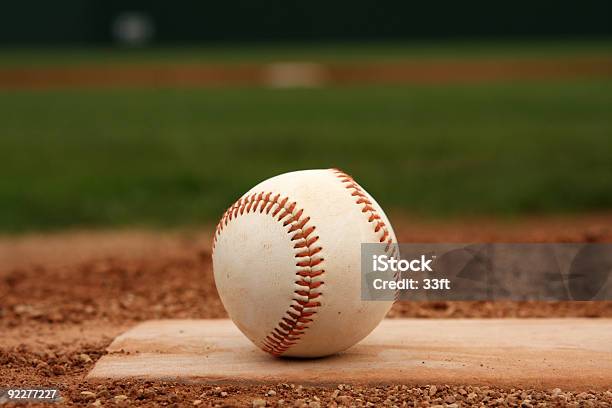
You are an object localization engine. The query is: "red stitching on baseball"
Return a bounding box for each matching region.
[332,168,400,300]
[331,168,396,254]
[213,191,325,357]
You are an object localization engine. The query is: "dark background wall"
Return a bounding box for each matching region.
[1,0,611,45]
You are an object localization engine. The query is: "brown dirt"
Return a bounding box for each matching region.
[1,214,611,406]
[1,57,611,90]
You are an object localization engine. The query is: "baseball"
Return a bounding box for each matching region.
[212,168,397,357]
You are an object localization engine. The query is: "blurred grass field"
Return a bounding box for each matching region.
[1,41,611,232]
[1,39,612,66]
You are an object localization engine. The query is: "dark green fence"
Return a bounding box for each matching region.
[1,0,611,45]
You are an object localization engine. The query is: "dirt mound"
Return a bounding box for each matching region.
[1,215,611,406]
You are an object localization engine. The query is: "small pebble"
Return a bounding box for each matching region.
[252,398,266,407]
[78,353,93,363]
[80,391,95,401]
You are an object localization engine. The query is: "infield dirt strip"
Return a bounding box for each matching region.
[1,57,612,89]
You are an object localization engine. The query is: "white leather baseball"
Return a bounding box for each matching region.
[212,168,397,357]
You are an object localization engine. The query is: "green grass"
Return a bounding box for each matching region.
[1,39,612,67]
[1,80,612,232]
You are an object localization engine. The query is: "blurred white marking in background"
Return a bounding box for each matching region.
[112,12,155,47]
[263,62,327,88]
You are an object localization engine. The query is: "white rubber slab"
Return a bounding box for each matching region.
[88,319,612,390]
